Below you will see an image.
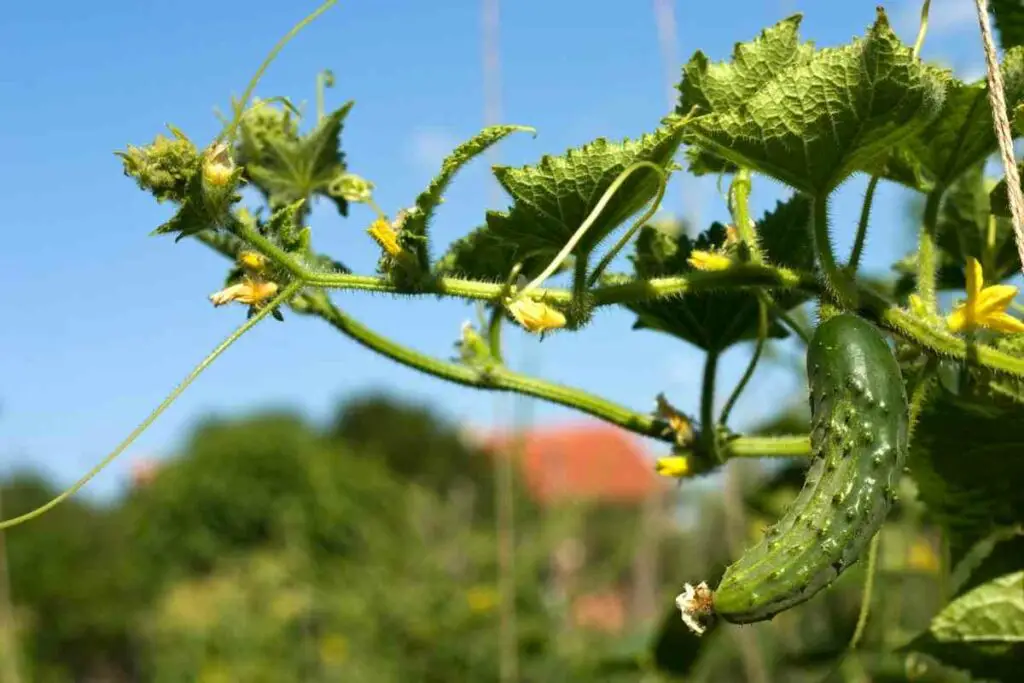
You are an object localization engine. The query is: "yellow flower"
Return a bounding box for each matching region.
[368,217,402,257]
[907,293,928,318]
[506,297,566,334]
[946,258,1024,334]
[209,277,279,307]
[654,393,695,447]
[655,456,689,478]
[318,634,349,666]
[202,142,235,187]
[906,538,940,573]
[238,250,269,272]
[466,585,499,613]
[688,250,732,272]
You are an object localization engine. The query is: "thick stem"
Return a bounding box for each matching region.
[848,175,879,274]
[723,435,811,458]
[917,187,944,312]
[730,169,760,263]
[700,350,721,462]
[812,194,859,309]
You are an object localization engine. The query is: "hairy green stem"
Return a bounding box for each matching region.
[723,435,811,458]
[916,187,944,312]
[700,350,721,462]
[306,291,670,440]
[487,304,505,364]
[730,169,760,263]
[0,281,303,530]
[720,298,767,426]
[812,194,858,309]
[848,175,879,274]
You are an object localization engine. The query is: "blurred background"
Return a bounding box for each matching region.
[0,0,982,680]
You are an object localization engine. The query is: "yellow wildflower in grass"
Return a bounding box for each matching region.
[209,277,279,307]
[654,393,695,447]
[655,455,689,478]
[946,258,1024,334]
[318,634,349,666]
[688,250,732,272]
[506,297,566,334]
[368,217,402,257]
[466,585,499,614]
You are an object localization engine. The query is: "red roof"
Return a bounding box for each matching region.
[479,421,664,505]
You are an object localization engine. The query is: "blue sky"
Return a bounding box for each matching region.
[0,0,993,499]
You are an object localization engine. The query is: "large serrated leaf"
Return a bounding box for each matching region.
[880,48,1024,192]
[434,219,553,283]
[622,222,788,352]
[909,387,1024,564]
[243,101,354,218]
[687,8,947,195]
[907,572,1024,681]
[489,121,686,260]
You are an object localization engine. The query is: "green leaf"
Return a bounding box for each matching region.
[434,219,553,283]
[489,120,686,260]
[393,124,534,271]
[756,193,815,308]
[909,386,1024,564]
[993,0,1024,51]
[151,167,242,242]
[908,572,1024,681]
[675,15,812,176]
[951,527,1024,599]
[880,48,1024,192]
[242,101,354,218]
[686,8,947,195]
[620,221,789,352]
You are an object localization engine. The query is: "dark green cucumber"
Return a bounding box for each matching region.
[713,314,909,624]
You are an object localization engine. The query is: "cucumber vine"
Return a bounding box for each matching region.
[13,1,1024,677]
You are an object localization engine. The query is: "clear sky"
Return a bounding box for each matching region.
[0,0,991,499]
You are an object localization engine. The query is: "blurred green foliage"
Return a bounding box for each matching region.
[0,392,985,682]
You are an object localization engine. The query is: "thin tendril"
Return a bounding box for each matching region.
[587,165,668,287]
[0,282,302,531]
[517,161,666,298]
[219,0,339,145]
[719,297,767,426]
[913,0,932,59]
[849,532,881,651]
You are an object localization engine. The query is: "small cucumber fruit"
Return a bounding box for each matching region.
[712,313,909,624]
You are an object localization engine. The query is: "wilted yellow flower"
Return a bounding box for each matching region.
[209,277,279,307]
[655,456,690,478]
[506,297,566,334]
[202,142,235,187]
[368,217,402,257]
[655,393,695,447]
[947,258,1024,334]
[688,250,732,272]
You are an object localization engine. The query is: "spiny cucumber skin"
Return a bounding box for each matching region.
[713,314,909,624]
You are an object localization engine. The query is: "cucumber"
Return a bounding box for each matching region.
[711,313,909,624]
